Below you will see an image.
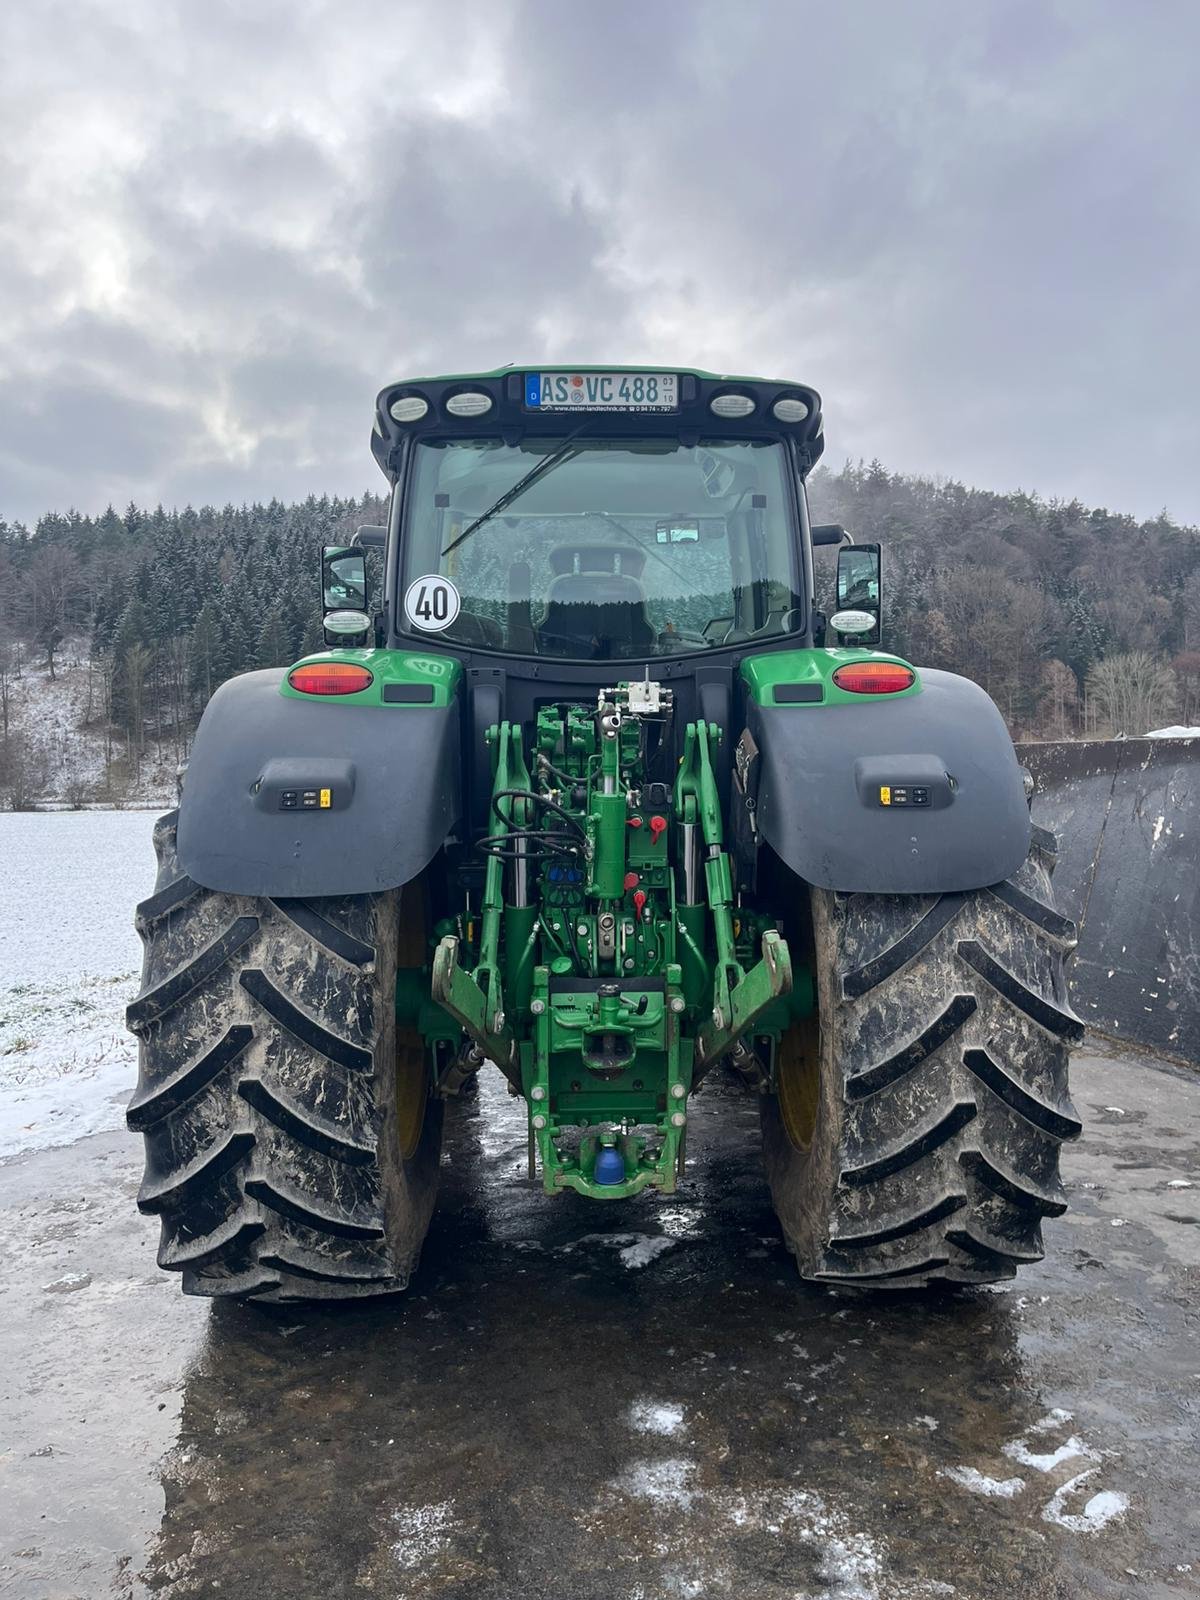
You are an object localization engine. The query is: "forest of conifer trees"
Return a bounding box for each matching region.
[0,462,1197,807]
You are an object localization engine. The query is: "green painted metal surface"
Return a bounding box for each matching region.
[279,648,462,707]
[740,646,922,707]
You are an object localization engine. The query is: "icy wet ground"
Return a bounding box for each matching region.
[1,1043,1198,1598]
[0,811,156,1160]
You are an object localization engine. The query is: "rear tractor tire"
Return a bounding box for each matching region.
[126,811,443,1302]
[761,827,1083,1288]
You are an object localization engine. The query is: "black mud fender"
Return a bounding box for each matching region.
[746,668,1030,894]
[177,670,460,897]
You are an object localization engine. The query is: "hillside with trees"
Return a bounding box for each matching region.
[0,464,1197,808]
[810,463,1200,738]
[0,494,382,807]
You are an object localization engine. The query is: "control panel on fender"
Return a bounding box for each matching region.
[279,787,332,811]
[878,785,930,807]
[854,755,952,811]
[253,757,355,814]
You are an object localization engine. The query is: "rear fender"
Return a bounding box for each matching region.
[744,665,1030,894]
[177,667,461,897]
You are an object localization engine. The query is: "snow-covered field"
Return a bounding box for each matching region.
[0,811,158,1161]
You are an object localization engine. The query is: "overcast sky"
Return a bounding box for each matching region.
[1,0,1196,528]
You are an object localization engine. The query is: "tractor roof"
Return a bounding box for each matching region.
[370,365,825,481]
[383,363,809,388]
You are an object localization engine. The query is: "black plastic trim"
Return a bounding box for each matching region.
[548,976,666,994]
[774,683,823,704]
[382,682,435,704]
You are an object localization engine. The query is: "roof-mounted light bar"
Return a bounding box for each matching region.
[372,371,828,485]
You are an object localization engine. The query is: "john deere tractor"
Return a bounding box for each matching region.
[126,367,1082,1301]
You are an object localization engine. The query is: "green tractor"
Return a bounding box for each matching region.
[126,367,1082,1301]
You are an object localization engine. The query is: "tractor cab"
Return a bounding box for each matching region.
[367,368,829,664]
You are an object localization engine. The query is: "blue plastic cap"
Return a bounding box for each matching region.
[594,1146,626,1186]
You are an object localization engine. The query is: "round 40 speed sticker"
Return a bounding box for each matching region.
[404,574,461,632]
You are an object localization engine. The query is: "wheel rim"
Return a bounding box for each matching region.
[777,1008,820,1153]
[396,1025,429,1160]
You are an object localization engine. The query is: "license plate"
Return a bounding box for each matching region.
[525,371,678,411]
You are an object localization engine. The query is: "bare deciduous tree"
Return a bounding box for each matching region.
[0,732,48,811]
[19,545,86,680]
[1037,658,1079,738]
[1085,651,1177,736]
[925,564,1060,724]
[1170,651,1200,725]
[122,643,152,773]
[0,631,14,741]
[1183,574,1200,652]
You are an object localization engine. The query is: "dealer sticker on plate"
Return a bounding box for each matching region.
[525,371,678,412]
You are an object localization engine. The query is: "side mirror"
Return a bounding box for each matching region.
[321,546,371,646]
[833,543,882,645]
[353,525,387,549]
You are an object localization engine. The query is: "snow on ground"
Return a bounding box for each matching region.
[4,637,176,806]
[0,811,157,1160]
[629,1399,686,1436]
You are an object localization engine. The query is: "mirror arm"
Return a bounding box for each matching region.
[810,523,853,547]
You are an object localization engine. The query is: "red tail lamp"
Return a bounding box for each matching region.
[288,662,374,696]
[832,661,915,695]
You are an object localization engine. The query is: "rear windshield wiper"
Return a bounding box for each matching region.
[441,425,590,558]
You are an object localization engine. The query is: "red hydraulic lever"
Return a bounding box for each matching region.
[648,814,668,845]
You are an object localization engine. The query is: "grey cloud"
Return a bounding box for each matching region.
[0,0,1196,525]
[0,376,196,520]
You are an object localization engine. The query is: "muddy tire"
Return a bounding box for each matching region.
[761,826,1083,1288]
[126,811,443,1302]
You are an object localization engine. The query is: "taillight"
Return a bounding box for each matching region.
[832,661,915,695]
[288,662,374,696]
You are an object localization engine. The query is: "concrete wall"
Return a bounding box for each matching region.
[1017,737,1199,1065]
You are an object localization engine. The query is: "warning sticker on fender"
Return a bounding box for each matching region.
[404,575,461,632]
